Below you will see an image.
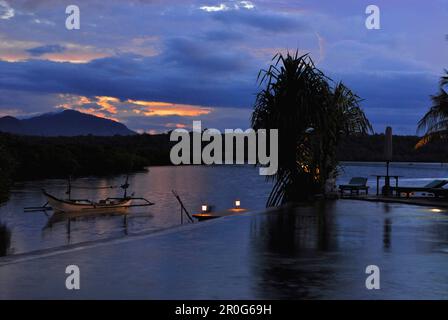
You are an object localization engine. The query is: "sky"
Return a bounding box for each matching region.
[0,0,447,134]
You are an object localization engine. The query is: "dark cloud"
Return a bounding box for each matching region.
[26,44,66,57]
[162,37,254,74]
[1,0,446,134]
[0,52,439,134]
[0,51,258,109]
[334,71,439,134]
[210,9,308,33]
[202,30,246,43]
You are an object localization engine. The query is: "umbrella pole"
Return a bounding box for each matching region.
[385,160,391,196]
[383,126,393,196]
[386,160,389,176]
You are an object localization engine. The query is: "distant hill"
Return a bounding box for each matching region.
[0,110,136,136]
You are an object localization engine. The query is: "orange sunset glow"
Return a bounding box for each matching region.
[55,95,213,125]
[96,96,119,114]
[127,100,212,117]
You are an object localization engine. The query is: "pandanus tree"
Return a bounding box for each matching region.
[251,52,372,206]
[416,71,448,148]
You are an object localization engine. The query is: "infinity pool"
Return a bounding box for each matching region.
[1,199,447,299]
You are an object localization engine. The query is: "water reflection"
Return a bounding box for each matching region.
[0,221,11,257]
[43,210,131,239]
[383,218,392,250]
[3,163,448,258]
[248,200,448,299]
[0,166,272,255]
[250,201,339,299]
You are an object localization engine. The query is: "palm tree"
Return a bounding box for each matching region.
[416,71,448,148]
[252,52,372,206]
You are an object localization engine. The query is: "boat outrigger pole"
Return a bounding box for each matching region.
[121,175,130,198]
[24,175,155,213]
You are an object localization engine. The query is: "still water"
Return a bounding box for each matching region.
[1,162,448,256]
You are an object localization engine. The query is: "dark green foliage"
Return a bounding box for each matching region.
[0,133,172,182]
[252,52,372,206]
[416,70,448,148]
[1,129,448,207]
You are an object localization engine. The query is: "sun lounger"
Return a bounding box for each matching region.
[339,177,369,196]
[391,179,448,198]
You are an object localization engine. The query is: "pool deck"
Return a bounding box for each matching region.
[1,200,448,300]
[343,195,448,208]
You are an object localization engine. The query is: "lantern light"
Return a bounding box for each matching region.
[235,200,241,208]
[201,204,208,212]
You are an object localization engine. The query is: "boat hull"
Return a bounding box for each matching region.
[45,192,132,213]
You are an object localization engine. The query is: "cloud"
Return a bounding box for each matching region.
[56,94,212,117]
[333,71,439,134]
[1,37,259,109]
[32,18,55,26]
[209,7,307,33]
[162,37,253,74]
[202,29,246,42]
[52,93,247,133]
[0,0,447,134]
[55,94,118,120]
[26,44,66,57]
[127,100,212,117]
[0,0,14,19]
[199,1,255,12]
[200,3,230,12]
[95,96,119,114]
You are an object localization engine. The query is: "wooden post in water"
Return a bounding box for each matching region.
[383,127,393,196]
[172,190,194,224]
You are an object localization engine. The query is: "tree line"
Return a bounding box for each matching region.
[1,130,447,203]
[0,132,172,202]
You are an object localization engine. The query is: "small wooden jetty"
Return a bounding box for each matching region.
[192,208,248,221]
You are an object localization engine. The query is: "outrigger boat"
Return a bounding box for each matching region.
[27,176,155,214]
[43,191,134,213]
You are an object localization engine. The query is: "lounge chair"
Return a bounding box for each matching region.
[339,177,369,196]
[391,179,448,198]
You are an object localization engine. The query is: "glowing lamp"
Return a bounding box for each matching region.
[201,205,208,212]
[235,200,241,208]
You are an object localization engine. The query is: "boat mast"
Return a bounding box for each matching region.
[121,175,130,198]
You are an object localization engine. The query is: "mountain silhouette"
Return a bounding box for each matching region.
[0,110,136,136]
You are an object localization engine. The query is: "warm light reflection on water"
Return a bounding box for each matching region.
[0,165,272,255]
[2,162,448,257]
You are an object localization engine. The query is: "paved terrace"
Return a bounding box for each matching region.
[1,200,448,299]
[345,195,448,208]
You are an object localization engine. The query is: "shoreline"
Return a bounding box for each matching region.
[8,161,448,186]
